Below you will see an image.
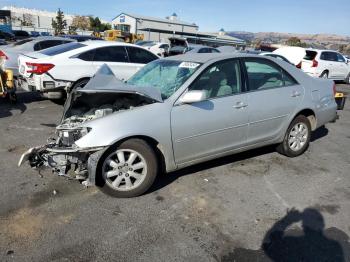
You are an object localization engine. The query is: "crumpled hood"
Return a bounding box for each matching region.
[61,64,162,123]
[77,64,163,102]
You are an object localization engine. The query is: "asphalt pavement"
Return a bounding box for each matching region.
[0,85,349,262]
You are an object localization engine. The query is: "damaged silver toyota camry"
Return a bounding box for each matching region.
[19,53,337,197]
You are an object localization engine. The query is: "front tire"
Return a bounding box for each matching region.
[277,115,311,157]
[97,139,158,198]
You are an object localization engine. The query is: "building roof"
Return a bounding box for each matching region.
[113,13,198,27]
[201,32,246,44]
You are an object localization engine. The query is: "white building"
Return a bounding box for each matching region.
[0,6,108,34]
[1,6,75,30]
[112,12,199,42]
[112,12,245,47]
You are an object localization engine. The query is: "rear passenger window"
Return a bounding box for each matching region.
[126,47,158,64]
[244,59,297,91]
[93,46,128,62]
[78,49,95,61]
[321,52,338,61]
[336,53,345,62]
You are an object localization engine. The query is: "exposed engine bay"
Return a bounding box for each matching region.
[60,92,151,129]
[18,91,155,186]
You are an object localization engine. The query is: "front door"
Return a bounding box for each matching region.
[171,59,249,165]
[242,58,304,145]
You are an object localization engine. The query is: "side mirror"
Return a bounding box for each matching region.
[178,90,207,104]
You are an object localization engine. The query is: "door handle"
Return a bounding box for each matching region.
[233,102,248,109]
[291,91,301,97]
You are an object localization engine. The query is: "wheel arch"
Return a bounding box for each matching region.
[99,135,167,174]
[69,77,91,92]
[293,108,317,131]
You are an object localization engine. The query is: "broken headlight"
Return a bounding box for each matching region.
[58,127,91,147]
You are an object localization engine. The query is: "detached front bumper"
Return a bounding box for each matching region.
[18,143,106,186]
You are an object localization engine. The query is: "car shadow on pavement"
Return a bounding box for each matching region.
[0,91,44,119]
[149,145,277,193]
[310,125,329,142]
[150,126,330,194]
[221,208,350,261]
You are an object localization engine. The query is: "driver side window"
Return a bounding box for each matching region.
[189,59,242,99]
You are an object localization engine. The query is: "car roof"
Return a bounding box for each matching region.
[30,36,76,42]
[81,40,142,48]
[163,53,256,63]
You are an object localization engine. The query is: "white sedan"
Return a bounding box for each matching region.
[18,41,159,99]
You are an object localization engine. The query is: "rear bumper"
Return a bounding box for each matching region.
[17,74,71,93]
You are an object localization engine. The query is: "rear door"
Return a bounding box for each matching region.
[91,46,134,81]
[125,46,158,77]
[242,58,304,145]
[335,53,349,79]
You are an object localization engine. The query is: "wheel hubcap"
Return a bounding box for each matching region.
[103,149,147,191]
[288,123,308,151]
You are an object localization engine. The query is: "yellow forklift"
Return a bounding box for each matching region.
[0,68,16,103]
[104,24,144,43]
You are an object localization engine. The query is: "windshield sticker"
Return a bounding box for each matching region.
[179,62,200,69]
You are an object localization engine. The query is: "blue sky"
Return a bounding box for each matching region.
[1,0,349,35]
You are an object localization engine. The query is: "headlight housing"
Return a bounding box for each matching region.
[58,127,91,147]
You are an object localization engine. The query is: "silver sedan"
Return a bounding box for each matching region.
[19,53,338,198]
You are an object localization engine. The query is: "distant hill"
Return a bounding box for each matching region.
[227,31,350,53]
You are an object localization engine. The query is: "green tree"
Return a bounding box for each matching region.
[52,8,67,35]
[89,16,111,32]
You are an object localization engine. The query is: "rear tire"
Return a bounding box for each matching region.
[97,139,158,198]
[277,115,311,157]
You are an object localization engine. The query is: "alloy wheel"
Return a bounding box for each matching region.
[103,149,147,191]
[288,123,309,152]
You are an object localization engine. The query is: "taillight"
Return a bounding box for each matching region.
[26,62,55,75]
[296,61,302,69]
[0,50,8,60]
[312,59,318,68]
[333,83,337,96]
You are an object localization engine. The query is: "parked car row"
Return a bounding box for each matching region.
[271,47,350,83]
[18,41,159,99]
[0,37,75,77]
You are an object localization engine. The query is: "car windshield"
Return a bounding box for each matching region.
[128,59,201,99]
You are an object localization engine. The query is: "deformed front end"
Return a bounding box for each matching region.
[18,64,162,187]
